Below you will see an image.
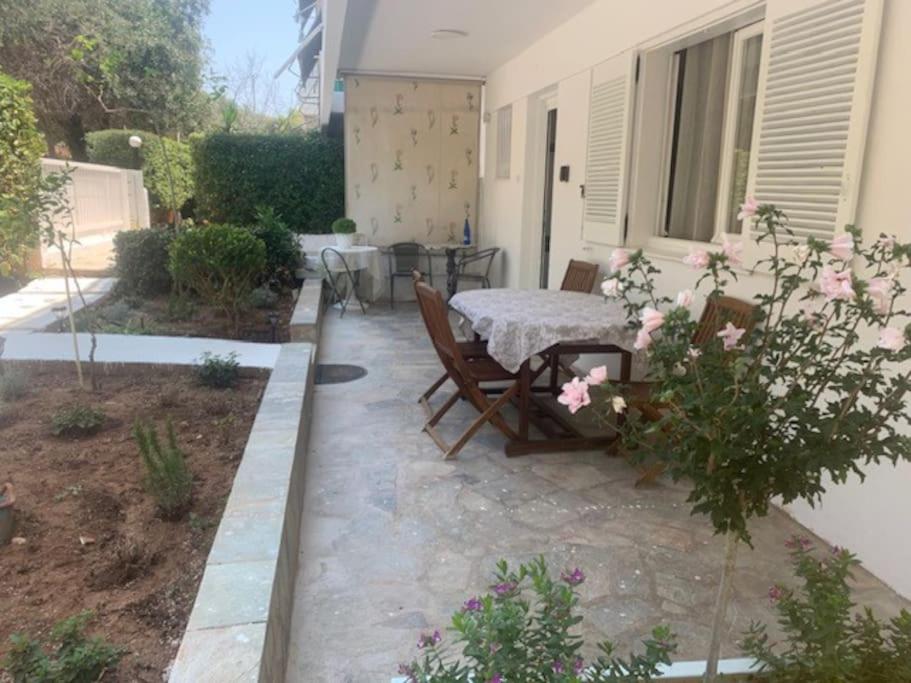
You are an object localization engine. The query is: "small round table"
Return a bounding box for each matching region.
[320,245,380,315]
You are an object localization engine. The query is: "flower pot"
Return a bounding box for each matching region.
[335,233,355,249]
[0,482,15,546]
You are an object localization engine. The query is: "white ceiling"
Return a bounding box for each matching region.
[338,0,599,78]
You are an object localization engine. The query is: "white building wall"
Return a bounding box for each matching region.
[479,0,911,597]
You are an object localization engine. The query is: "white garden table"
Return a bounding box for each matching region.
[449,288,638,455]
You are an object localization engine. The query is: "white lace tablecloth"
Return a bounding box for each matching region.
[449,288,638,373]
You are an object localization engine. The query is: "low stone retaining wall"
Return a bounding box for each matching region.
[169,342,316,682]
[289,278,324,344]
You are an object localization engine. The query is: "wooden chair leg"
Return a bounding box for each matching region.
[426,390,461,427]
[635,462,667,487]
[443,385,518,460]
[419,372,449,415]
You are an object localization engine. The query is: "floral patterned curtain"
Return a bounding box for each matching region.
[344,75,481,246]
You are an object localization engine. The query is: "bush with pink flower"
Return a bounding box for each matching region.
[566,200,911,678]
[400,557,676,682]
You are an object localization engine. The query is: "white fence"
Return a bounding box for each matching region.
[41,158,150,239]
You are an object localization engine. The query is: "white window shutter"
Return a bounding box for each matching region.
[743,0,883,248]
[583,50,637,246]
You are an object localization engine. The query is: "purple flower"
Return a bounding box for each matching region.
[574,658,585,675]
[785,536,812,552]
[397,663,417,682]
[561,568,586,586]
[487,675,503,683]
[768,585,783,603]
[493,581,516,596]
[463,597,482,612]
[552,660,565,674]
[416,630,442,649]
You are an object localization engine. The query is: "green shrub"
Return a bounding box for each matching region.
[51,405,106,437]
[169,224,266,334]
[331,217,356,234]
[249,285,278,309]
[403,557,676,682]
[133,419,193,519]
[192,132,344,233]
[0,365,29,401]
[2,611,122,682]
[743,538,911,682]
[112,226,174,296]
[86,129,194,212]
[0,72,46,276]
[251,206,301,285]
[195,351,240,389]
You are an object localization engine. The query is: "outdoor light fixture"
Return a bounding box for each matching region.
[268,312,280,343]
[128,135,143,148]
[431,29,468,40]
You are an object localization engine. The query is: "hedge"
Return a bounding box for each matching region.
[0,72,45,276]
[86,129,194,212]
[192,132,343,233]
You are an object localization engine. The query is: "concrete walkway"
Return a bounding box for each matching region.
[285,305,909,683]
[1,332,280,369]
[0,277,115,332]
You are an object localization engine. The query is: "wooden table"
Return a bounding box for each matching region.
[449,288,636,456]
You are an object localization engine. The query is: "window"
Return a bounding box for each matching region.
[661,22,763,243]
[496,106,512,179]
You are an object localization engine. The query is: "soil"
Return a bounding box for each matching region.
[0,365,267,681]
[61,290,297,343]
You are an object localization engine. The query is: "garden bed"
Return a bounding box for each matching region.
[0,364,268,681]
[59,290,297,343]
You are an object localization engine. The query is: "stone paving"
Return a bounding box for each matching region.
[0,276,114,332]
[285,305,909,683]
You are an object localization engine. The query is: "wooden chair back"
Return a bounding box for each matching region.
[414,280,467,371]
[560,259,599,293]
[691,295,757,345]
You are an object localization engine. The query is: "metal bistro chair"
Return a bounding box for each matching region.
[321,247,367,318]
[453,247,499,295]
[388,242,432,308]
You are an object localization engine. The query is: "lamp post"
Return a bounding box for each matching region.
[128,135,143,170]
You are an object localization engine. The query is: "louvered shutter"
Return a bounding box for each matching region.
[743,0,883,247]
[583,51,637,245]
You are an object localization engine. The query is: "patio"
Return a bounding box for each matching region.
[285,304,909,682]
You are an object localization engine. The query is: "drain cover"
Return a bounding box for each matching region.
[315,363,368,385]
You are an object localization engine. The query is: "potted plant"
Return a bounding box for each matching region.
[563,201,910,681]
[331,217,358,249]
[0,482,15,545]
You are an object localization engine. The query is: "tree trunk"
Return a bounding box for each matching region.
[704,532,739,682]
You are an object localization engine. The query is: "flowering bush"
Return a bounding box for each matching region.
[743,538,911,682]
[567,202,909,678]
[575,204,910,542]
[400,557,676,682]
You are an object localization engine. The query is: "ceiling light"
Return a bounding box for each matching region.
[431,29,468,40]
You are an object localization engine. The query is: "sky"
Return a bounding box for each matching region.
[203,0,302,115]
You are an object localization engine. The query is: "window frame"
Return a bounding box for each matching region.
[713,20,764,243]
[644,16,764,254]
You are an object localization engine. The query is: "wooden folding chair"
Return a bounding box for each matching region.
[412,271,489,415]
[560,259,600,293]
[414,280,520,459]
[630,295,757,486]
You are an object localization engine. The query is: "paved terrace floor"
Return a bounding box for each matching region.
[286,304,908,683]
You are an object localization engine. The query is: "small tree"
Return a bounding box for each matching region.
[169,224,266,335]
[565,203,910,680]
[33,170,101,390]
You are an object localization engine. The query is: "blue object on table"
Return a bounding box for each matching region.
[463,217,471,245]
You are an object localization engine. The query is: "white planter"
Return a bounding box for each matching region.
[335,233,355,249]
[391,658,761,682]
